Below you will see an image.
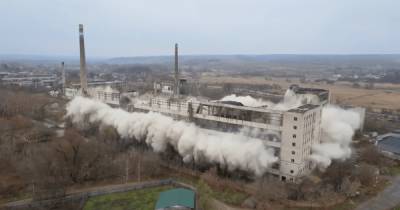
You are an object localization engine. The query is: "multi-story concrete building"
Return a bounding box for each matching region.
[280,104,322,181]
[130,91,325,182]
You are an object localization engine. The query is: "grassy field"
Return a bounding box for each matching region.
[200,75,400,110]
[210,187,248,206]
[83,186,172,210]
[175,176,248,206]
[388,165,400,176]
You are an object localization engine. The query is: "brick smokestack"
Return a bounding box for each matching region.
[174,43,179,96]
[79,24,88,93]
[61,61,65,93]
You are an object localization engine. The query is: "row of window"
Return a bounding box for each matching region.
[289,114,316,176]
[97,92,120,101]
[290,118,297,173]
[292,117,298,164]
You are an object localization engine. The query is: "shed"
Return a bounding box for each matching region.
[155,188,195,210]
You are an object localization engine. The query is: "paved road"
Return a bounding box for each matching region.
[356,176,400,210]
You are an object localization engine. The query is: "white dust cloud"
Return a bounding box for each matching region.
[66,96,278,176]
[221,89,320,111]
[310,106,361,168]
[220,90,362,168]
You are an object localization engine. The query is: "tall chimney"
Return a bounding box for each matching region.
[61,61,65,93]
[174,43,179,96]
[79,24,88,93]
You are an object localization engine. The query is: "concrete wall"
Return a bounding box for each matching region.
[280,106,322,182]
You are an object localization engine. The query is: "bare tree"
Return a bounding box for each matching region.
[255,176,288,201]
[322,161,353,191]
[359,145,383,166]
[53,129,117,183]
[354,164,377,186]
[98,125,119,144]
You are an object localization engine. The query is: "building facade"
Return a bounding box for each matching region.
[280,104,322,181]
[130,91,324,182]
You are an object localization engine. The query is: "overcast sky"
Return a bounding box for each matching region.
[1,0,399,57]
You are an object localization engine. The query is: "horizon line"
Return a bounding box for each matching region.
[1,52,400,60]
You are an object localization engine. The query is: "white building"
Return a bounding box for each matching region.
[65,80,124,106]
[87,86,121,106]
[65,86,121,106]
[280,104,321,181]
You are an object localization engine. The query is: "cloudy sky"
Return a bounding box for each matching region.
[1,0,399,57]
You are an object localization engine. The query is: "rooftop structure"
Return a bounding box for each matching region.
[155,188,195,210]
[288,104,320,113]
[289,84,330,106]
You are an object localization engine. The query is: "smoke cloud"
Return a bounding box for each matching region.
[220,91,362,168]
[220,94,275,108]
[66,86,362,176]
[310,105,361,168]
[66,96,278,176]
[221,89,320,111]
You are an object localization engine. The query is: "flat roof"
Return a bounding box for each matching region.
[200,101,283,115]
[288,104,320,113]
[155,188,195,210]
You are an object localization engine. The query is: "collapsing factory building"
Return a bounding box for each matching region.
[130,92,327,182]
[66,24,363,182]
[126,43,329,182]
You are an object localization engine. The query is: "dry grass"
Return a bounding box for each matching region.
[200,75,400,110]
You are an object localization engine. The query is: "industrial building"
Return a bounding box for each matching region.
[1,72,58,87]
[125,44,328,182]
[67,24,341,182]
[130,92,324,182]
